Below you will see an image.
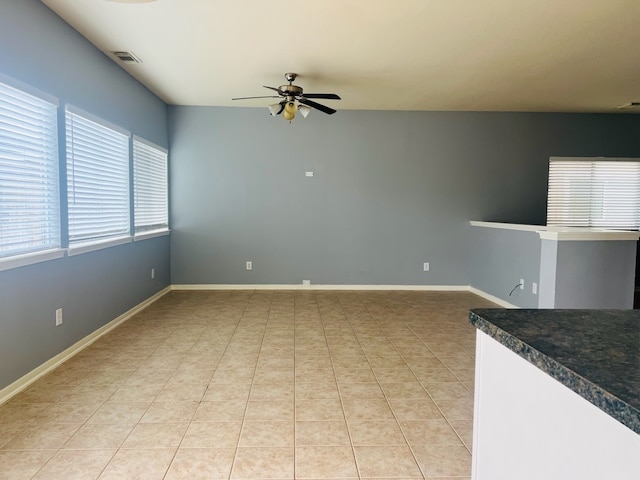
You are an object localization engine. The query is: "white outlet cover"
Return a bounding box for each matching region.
[305,171,314,177]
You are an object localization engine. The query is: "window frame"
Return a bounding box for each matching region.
[0,75,63,271]
[132,135,169,239]
[547,156,640,230]
[65,105,132,255]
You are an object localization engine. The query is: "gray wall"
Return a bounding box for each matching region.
[468,227,541,308]
[554,240,637,309]
[169,107,640,286]
[0,0,170,389]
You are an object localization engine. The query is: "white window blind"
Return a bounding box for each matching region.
[133,137,168,234]
[66,107,130,245]
[547,158,640,229]
[0,81,59,258]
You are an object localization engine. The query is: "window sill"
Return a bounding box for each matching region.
[67,236,132,256]
[134,229,171,241]
[0,248,65,272]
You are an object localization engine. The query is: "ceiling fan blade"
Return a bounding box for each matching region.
[232,95,280,100]
[263,86,280,93]
[298,97,337,115]
[300,93,341,100]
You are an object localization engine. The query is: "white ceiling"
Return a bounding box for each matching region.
[42,0,640,113]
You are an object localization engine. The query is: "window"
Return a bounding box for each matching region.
[547,157,640,229]
[0,80,60,259]
[133,136,168,235]
[66,106,130,248]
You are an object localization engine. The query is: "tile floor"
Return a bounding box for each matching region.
[0,290,497,479]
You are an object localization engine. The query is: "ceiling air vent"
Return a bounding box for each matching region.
[616,102,640,110]
[112,51,141,63]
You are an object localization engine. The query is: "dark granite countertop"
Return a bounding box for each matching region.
[469,309,640,435]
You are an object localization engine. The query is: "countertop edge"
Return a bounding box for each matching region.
[469,311,640,435]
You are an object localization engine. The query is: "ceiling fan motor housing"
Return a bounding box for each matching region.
[279,84,303,97]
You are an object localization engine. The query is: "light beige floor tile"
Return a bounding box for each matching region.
[249,383,294,401]
[0,291,492,479]
[295,446,358,478]
[434,396,474,421]
[0,450,55,479]
[411,444,472,477]
[211,367,255,384]
[379,382,430,399]
[155,384,207,402]
[165,448,235,480]
[2,423,81,450]
[295,421,351,446]
[347,419,407,446]
[295,383,340,401]
[341,398,394,421]
[31,449,115,480]
[329,355,370,369]
[87,402,150,426]
[372,367,417,383]
[140,402,198,423]
[294,366,336,383]
[192,400,247,422]
[449,419,473,448]
[400,419,462,445]
[295,398,344,421]
[387,398,444,420]
[98,448,176,480]
[60,384,119,403]
[62,424,133,449]
[122,368,174,386]
[338,382,384,400]
[354,445,422,478]
[333,368,377,383]
[422,382,471,400]
[244,400,294,421]
[231,446,294,479]
[239,421,294,446]
[181,421,241,448]
[0,423,27,448]
[108,384,162,402]
[121,422,187,449]
[203,383,252,402]
[0,403,49,425]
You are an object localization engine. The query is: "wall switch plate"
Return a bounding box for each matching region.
[151,268,155,279]
[532,282,538,295]
[520,278,525,290]
[246,261,252,271]
[423,262,430,272]
[55,308,63,326]
[302,280,311,286]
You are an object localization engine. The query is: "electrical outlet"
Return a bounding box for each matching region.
[302,280,311,286]
[246,261,252,271]
[423,262,430,272]
[520,278,525,290]
[55,308,63,326]
[532,282,538,295]
[151,268,155,279]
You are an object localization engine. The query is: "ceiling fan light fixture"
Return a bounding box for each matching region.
[282,109,295,121]
[284,101,297,115]
[298,104,312,118]
[268,103,282,116]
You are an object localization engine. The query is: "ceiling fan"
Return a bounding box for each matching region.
[232,73,341,121]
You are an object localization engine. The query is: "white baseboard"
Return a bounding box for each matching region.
[173,283,515,307]
[0,286,171,406]
[469,287,518,309]
[171,284,471,291]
